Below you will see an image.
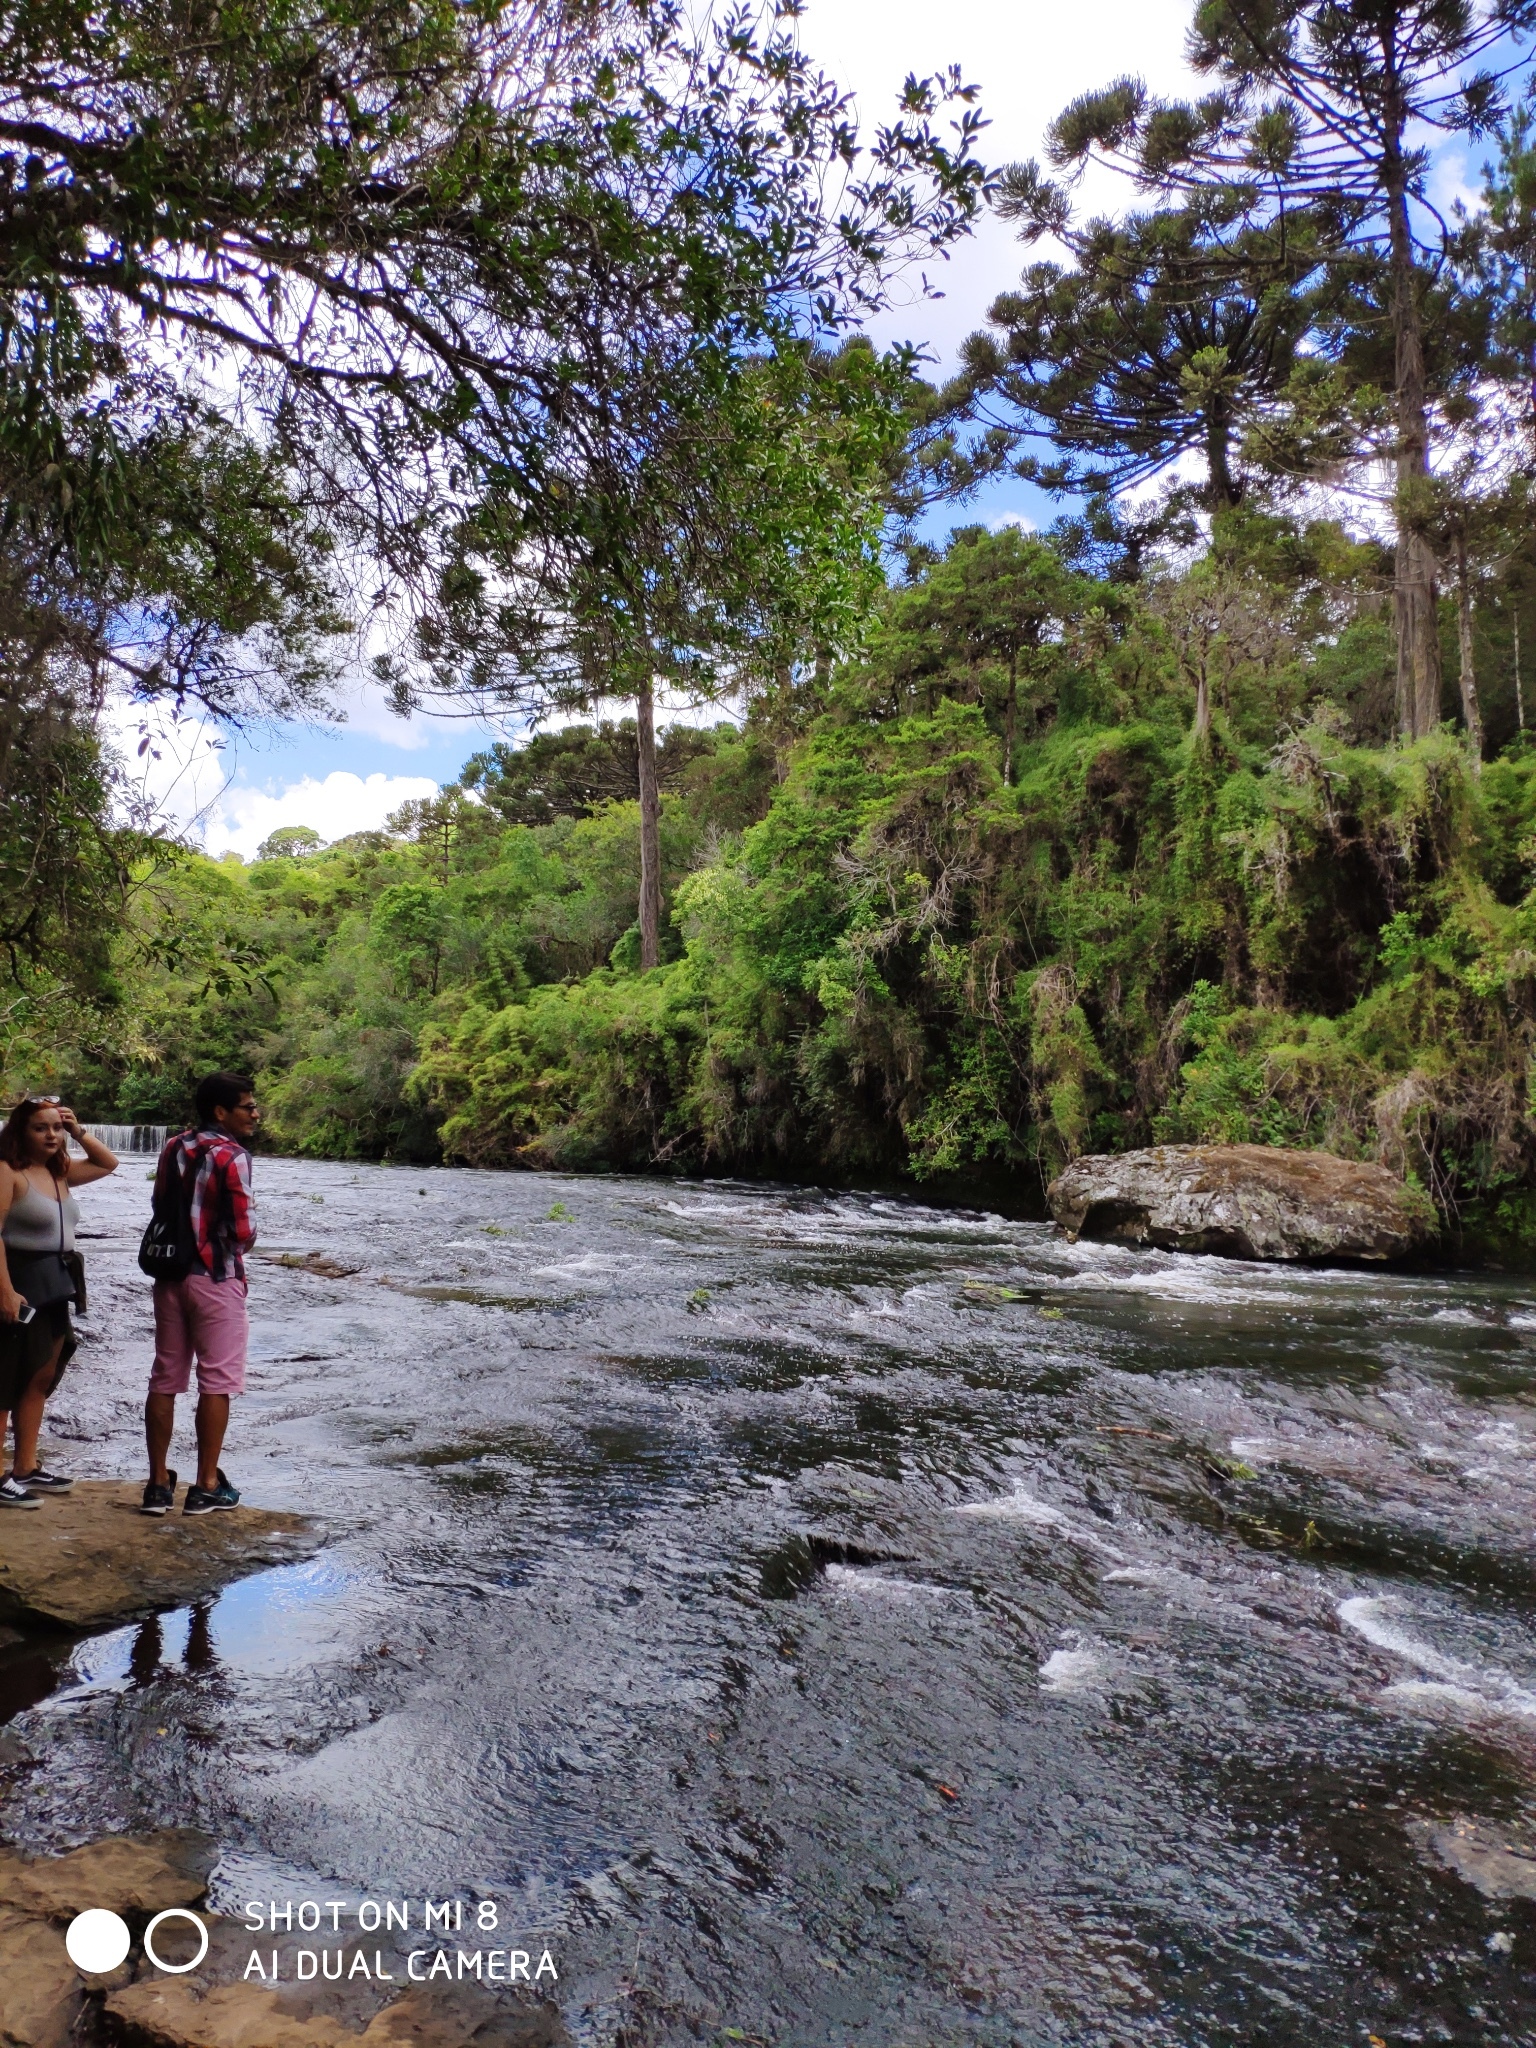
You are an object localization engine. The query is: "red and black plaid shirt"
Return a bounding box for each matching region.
[155,1128,257,1281]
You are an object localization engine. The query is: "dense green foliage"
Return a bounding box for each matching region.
[25,512,1536,1254]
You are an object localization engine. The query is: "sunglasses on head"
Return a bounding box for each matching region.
[23,1095,60,1107]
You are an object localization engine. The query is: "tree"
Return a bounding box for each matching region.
[870,527,1105,778]
[1151,548,1297,737]
[1,374,349,717]
[384,787,501,885]
[0,685,138,979]
[2,0,554,716]
[951,175,1328,512]
[4,1,984,977]
[3,1,984,711]
[255,826,324,861]
[1449,77,1536,754]
[370,881,452,997]
[1479,75,1536,403]
[408,340,928,967]
[1039,0,1536,737]
[459,721,728,826]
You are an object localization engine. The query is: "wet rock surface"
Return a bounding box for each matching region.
[1,1162,1534,2044]
[0,1483,317,1631]
[0,1826,214,1916]
[0,1902,81,2048]
[1048,1141,1432,1260]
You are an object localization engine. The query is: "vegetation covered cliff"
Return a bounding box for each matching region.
[30,510,1536,1257]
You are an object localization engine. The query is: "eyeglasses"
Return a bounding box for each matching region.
[23,1095,60,1107]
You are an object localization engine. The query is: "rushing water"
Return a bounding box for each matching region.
[2,1160,1535,2043]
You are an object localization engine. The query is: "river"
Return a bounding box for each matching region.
[2,1159,1534,2043]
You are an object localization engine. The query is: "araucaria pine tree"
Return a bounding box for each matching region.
[1027,1,1536,737]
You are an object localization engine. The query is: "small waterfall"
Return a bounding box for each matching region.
[81,1123,171,1155]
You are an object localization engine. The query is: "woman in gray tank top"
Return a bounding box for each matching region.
[0,1097,118,1506]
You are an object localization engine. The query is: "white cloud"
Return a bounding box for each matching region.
[988,510,1037,533]
[804,0,1202,371]
[545,684,740,731]
[205,771,440,860]
[328,673,477,750]
[102,696,438,856]
[1429,142,1484,224]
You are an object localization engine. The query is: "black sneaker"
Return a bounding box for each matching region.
[0,1474,40,1509]
[141,1470,177,1517]
[11,1466,73,1492]
[184,1469,239,1515]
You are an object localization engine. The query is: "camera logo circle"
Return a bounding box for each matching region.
[143,1907,210,1974]
[65,1909,131,1974]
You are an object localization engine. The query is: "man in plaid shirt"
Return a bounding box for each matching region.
[142,1072,261,1516]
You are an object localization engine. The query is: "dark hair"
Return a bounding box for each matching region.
[194,1072,255,1124]
[0,1097,68,1177]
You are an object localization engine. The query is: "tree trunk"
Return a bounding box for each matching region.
[771,660,793,784]
[1194,662,1210,740]
[1517,612,1526,732]
[1004,650,1017,784]
[1385,163,1442,739]
[1454,529,1482,768]
[635,668,662,971]
[1205,408,1239,514]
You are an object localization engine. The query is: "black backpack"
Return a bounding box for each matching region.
[138,1142,200,1282]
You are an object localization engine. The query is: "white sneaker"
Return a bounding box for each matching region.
[0,1473,40,1508]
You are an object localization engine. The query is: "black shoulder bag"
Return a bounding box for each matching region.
[138,1147,199,1282]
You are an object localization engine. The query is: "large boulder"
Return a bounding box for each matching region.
[1047,1144,1432,1263]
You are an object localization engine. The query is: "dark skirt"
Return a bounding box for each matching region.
[0,1299,74,1410]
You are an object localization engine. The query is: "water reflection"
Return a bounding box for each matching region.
[127,1612,161,1687]
[0,1631,72,1725]
[127,1606,220,1685]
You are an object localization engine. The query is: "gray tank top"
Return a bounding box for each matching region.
[4,1177,79,1254]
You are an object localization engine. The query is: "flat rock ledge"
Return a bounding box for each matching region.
[1048,1143,1432,1263]
[0,1832,565,2048]
[0,1482,318,1631]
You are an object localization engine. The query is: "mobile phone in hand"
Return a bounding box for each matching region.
[15,1303,35,1324]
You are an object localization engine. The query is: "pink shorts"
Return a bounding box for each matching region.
[150,1269,249,1397]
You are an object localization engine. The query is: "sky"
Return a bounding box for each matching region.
[133,0,1492,855]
